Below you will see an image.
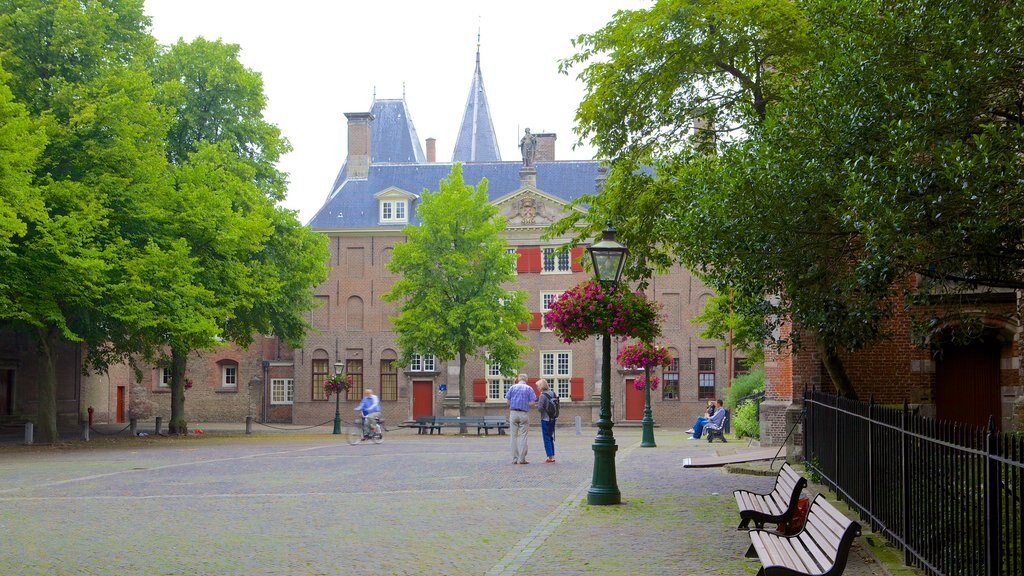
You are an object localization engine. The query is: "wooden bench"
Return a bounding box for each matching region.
[745,493,861,576]
[705,411,729,443]
[433,415,508,435]
[734,462,808,530]
[397,416,442,435]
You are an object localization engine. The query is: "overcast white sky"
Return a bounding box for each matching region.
[144,0,649,223]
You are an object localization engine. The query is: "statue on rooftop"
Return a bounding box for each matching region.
[519,128,537,168]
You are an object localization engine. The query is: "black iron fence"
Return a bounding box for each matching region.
[804,391,1023,576]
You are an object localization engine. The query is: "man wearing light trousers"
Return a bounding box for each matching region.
[506,374,537,464]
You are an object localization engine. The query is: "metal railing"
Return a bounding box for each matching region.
[804,390,1023,576]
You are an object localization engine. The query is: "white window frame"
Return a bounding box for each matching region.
[486,363,516,402]
[410,353,436,372]
[221,364,238,389]
[541,247,572,274]
[540,350,571,400]
[379,199,408,224]
[540,291,563,331]
[159,368,172,388]
[270,378,294,405]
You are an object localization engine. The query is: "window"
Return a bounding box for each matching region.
[380,200,408,224]
[271,378,294,404]
[541,292,562,331]
[542,247,571,273]
[221,364,237,389]
[380,359,398,401]
[410,353,436,372]
[662,357,680,400]
[159,368,172,388]
[698,357,716,400]
[346,359,363,401]
[734,357,750,378]
[541,351,571,399]
[312,359,329,401]
[486,364,515,401]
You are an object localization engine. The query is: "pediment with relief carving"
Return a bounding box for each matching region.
[494,188,576,228]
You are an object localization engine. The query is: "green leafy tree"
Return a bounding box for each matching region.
[691,288,765,366]
[0,0,172,442]
[141,38,327,434]
[383,164,531,420]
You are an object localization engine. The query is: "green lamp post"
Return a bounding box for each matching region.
[640,365,656,447]
[587,224,628,506]
[331,364,345,435]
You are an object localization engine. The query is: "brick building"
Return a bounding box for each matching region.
[762,285,1024,450]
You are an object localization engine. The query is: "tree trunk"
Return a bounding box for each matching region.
[457,347,467,434]
[816,339,858,400]
[168,345,188,435]
[34,326,60,444]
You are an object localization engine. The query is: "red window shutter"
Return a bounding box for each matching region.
[517,321,528,331]
[530,312,542,330]
[527,378,540,396]
[527,247,543,273]
[570,377,585,401]
[515,248,528,273]
[570,246,585,272]
[473,378,487,402]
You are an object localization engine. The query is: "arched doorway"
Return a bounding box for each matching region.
[935,335,1002,430]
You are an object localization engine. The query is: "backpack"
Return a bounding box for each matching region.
[544,391,560,419]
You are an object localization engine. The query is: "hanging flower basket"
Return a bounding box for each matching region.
[324,374,352,400]
[617,341,671,391]
[632,374,660,391]
[545,280,662,344]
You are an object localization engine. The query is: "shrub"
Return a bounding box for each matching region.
[725,369,764,409]
[727,369,764,439]
[733,399,760,439]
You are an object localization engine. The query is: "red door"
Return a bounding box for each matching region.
[116,386,125,423]
[624,378,644,420]
[936,339,1001,430]
[412,380,433,419]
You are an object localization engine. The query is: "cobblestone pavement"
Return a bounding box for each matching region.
[0,426,895,575]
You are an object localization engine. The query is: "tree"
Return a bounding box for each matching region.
[383,164,531,421]
[554,0,1024,397]
[0,0,172,442]
[692,287,766,367]
[141,38,327,434]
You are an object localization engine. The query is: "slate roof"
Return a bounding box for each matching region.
[451,47,502,163]
[309,161,600,230]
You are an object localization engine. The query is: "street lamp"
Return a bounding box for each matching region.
[587,223,627,505]
[332,363,345,435]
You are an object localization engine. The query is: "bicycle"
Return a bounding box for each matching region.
[347,415,385,445]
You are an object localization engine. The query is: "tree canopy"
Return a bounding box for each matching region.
[383,164,531,417]
[553,0,1024,396]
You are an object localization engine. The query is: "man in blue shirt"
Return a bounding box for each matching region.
[355,388,381,439]
[506,374,537,464]
[689,399,726,439]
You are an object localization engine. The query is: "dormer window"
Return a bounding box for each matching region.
[374,187,416,225]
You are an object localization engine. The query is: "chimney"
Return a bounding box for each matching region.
[344,112,374,179]
[425,138,436,163]
[595,165,608,194]
[535,133,556,162]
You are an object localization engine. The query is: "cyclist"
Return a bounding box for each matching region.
[355,388,381,440]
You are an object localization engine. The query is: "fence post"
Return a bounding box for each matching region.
[901,400,912,566]
[868,397,874,530]
[155,416,162,435]
[984,415,1000,576]
[245,415,253,434]
[130,418,137,436]
[834,394,840,489]
[81,421,89,441]
[24,422,33,445]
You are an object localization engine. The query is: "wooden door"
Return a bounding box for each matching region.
[412,380,433,419]
[624,378,644,420]
[936,339,1001,430]
[116,386,125,423]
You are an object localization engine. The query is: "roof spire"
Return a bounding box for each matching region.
[452,30,501,163]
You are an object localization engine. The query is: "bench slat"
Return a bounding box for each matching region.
[747,494,861,576]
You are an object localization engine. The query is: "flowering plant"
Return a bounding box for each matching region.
[616,341,672,371]
[633,374,660,391]
[324,373,353,399]
[545,280,661,344]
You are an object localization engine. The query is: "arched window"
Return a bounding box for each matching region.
[311,349,329,401]
[347,296,364,331]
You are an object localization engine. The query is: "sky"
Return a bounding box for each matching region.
[144,0,649,223]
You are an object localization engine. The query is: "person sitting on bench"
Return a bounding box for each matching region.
[688,399,725,439]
